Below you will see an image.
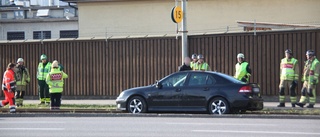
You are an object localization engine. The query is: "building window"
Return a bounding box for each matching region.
[7,32,25,40]
[33,31,51,39]
[60,30,78,38]
[14,10,25,19]
[1,13,7,19]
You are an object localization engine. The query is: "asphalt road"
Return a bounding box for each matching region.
[0,117,320,137]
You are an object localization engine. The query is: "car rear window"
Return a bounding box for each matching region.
[213,73,244,84]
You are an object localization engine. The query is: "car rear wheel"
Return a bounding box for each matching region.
[127,96,147,114]
[208,97,230,114]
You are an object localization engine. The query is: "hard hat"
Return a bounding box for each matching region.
[40,54,47,60]
[52,60,59,68]
[197,54,204,59]
[285,49,292,54]
[237,53,245,58]
[17,58,24,63]
[306,50,315,56]
[191,54,197,59]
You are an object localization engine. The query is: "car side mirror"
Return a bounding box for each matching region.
[155,80,162,89]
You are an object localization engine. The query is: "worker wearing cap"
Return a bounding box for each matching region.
[46,60,68,110]
[277,49,299,107]
[37,54,52,105]
[14,58,30,107]
[194,54,211,71]
[190,53,198,70]
[234,53,252,83]
[296,50,320,108]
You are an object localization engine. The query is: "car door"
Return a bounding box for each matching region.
[180,72,217,110]
[148,72,189,110]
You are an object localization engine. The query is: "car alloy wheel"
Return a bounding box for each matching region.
[127,96,147,114]
[209,97,229,114]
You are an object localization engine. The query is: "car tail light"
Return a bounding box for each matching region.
[239,85,252,93]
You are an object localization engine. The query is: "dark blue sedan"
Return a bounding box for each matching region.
[116,71,263,114]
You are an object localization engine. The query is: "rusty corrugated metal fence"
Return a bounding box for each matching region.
[0,29,319,98]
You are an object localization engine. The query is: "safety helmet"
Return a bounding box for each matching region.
[17,58,24,63]
[52,60,59,68]
[40,54,47,60]
[237,53,245,58]
[191,54,197,59]
[306,50,315,56]
[285,49,292,54]
[197,54,204,59]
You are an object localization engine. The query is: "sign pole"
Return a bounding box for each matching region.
[181,0,188,64]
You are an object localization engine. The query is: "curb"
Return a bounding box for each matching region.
[1,113,320,119]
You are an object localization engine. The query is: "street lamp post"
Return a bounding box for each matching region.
[181,0,188,64]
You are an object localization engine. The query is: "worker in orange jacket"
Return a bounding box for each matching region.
[1,63,17,113]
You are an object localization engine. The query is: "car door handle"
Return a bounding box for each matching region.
[176,89,181,92]
[203,87,209,91]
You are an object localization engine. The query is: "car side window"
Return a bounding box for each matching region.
[161,73,188,88]
[188,73,213,86]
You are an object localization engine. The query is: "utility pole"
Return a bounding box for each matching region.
[181,0,188,64]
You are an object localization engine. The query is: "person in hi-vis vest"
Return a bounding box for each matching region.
[193,54,211,71]
[277,49,299,107]
[37,54,51,105]
[296,50,320,108]
[234,53,251,83]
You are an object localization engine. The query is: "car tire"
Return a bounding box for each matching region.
[127,96,147,114]
[208,97,230,114]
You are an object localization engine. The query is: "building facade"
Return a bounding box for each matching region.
[63,0,320,38]
[0,0,78,41]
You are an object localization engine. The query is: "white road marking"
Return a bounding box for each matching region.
[192,130,320,135]
[167,122,276,126]
[0,121,65,124]
[0,128,64,131]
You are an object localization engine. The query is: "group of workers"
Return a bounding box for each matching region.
[179,49,319,108]
[1,54,68,113]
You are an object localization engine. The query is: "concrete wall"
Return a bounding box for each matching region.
[0,21,78,40]
[78,0,320,37]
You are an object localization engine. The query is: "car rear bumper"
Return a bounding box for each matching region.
[116,99,127,111]
[232,97,263,111]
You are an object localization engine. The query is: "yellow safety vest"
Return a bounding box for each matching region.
[37,62,52,80]
[194,62,210,71]
[234,62,249,81]
[46,68,68,93]
[280,58,298,81]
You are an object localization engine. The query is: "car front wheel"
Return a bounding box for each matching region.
[208,97,230,114]
[127,96,147,114]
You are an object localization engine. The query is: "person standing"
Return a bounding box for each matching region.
[46,60,68,110]
[190,53,198,70]
[277,49,299,107]
[234,53,252,83]
[296,50,320,108]
[194,54,211,71]
[1,63,17,113]
[178,57,192,71]
[37,54,52,105]
[15,58,31,107]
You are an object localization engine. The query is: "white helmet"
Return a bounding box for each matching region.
[17,58,24,63]
[237,53,245,58]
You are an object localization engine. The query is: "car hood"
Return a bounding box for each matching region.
[121,85,154,95]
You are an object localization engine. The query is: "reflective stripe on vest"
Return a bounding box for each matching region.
[37,62,51,80]
[280,58,297,80]
[235,62,249,81]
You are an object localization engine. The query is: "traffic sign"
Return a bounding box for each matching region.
[171,6,183,23]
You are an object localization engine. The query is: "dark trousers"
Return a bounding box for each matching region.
[38,80,50,102]
[50,93,62,107]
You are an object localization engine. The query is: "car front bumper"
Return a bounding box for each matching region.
[116,99,127,111]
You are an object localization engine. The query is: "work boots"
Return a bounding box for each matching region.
[296,102,305,108]
[306,104,314,108]
[277,103,285,107]
[291,103,295,107]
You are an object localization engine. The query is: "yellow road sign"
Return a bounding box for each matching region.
[171,6,183,23]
